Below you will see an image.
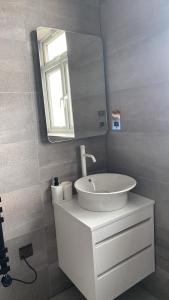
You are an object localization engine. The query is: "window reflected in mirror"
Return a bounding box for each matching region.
[37,28,75,138]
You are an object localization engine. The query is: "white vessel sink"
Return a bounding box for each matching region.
[74,173,137,212]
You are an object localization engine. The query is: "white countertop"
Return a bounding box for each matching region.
[54,192,154,231]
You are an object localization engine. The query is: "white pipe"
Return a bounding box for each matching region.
[80,145,87,177]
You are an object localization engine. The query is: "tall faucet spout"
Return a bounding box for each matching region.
[85,154,96,163]
[80,145,96,177]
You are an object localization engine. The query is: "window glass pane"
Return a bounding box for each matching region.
[47,67,66,128]
[64,61,74,129]
[47,32,67,61]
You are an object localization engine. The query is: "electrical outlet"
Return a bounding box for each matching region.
[19,244,33,260]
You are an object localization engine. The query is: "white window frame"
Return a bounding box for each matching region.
[38,31,74,138]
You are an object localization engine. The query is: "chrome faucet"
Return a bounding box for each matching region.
[80,145,96,177]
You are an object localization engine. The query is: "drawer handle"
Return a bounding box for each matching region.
[97,244,152,278]
[95,218,151,247]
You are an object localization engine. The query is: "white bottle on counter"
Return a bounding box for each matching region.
[61,181,72,201]
[51,177,63,205]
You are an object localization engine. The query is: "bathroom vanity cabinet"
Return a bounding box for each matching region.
[53,193,155,300]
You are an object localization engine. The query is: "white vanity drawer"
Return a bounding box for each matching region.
[94,217,153,276]
[96,245,155,300]
[92,206,153,244]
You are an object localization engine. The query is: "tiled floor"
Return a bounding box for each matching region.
[51,285,157,300]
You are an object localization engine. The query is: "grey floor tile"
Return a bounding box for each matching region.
[50,285,157,300]
[0,265,49,300]
[50,286,84,300]
[48,263,72,299]
[117,286,157,300]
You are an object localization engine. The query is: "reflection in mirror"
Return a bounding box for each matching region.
[37,28,75,140]
[36,27,108,142]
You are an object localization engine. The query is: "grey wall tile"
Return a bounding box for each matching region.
[45,225,58,265]
[23,0,100,36]
[38,136,105,168]
[24,0,100,24]
[107,132,169,184]
[6,228,47,272]
[101,0,169,54]
[104,29,169,92]
[39,161,79,184]
[156,226,169,251]
[107,83,169,133]
[0,141,39,193]
[38,136,107,182]
[38,140,79,168]
[0,141,37,167]
[0,2,25,42]
[133,177,169,231]
[2,185,44,240]
[0,1,104,300]
[0,93,36,144]
[0,5,30,92]
[101,1,169,298]
[0,161,39,194]
[40,181,55,227]
[0,68,30,93]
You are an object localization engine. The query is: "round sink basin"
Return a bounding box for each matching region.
[74,173,137,212]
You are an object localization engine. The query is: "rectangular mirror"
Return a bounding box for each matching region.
[36,27,108,142]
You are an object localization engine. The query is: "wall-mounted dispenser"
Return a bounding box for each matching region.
[112,110,121,131]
